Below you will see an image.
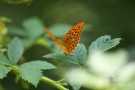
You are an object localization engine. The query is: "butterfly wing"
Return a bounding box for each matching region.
[62,22,84,55]
[44,28,68,54]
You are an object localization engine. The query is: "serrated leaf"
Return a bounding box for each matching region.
[8,37,24,64]
[89,35,121,54]
[22,16,44,38]
[0,54,12,66]
[18,67,42,87]
[43,43,87,65]
[18,61,56,87]
[19,61,56,70]
[66,69,86,90]
[0,64,12,79]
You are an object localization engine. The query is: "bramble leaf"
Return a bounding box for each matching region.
[0,54,12,66]
[19,61,56,70]
[89,35,121,54]
[8,37,23,64]
[18,67,42,87]
[43,43,87,65]
[0,64,12,79]
[18,61,56,87]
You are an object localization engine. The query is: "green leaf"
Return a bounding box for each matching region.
[18,67,42,87]
[66,69,86,90]
[0,64,12,79]
[43,43,87,65]
[18,61,56,87]
[8,37,24,64]
[0,54,12,66]
[19,61,56,70]
[8,26,28,37]
[89,35,121,54]
[22,16,44,38]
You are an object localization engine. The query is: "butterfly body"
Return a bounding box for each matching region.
[44,22,84,55]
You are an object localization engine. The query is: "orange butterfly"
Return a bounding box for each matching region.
[44,22,84,56]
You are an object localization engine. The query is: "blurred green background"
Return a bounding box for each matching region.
[0,0,135,90]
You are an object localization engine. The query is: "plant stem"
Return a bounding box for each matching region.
[41,76,68,90]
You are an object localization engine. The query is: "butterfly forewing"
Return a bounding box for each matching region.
[62,22,84,54]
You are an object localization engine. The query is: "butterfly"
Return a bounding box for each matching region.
[44,22,84,56]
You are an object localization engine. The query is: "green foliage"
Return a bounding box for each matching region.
[44,43,87,65]
[0,64,12,79]
[8,17,45,48]
[89,35,121,54]
[19,61,56,70]
[0,37,57,87]
[43,35,122,90]
[18,61,56,87]
[0,54,12,66]
[8,37,24,64]
[0,35,122,89]
[44,35,121,66]
[0,51,12,79]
